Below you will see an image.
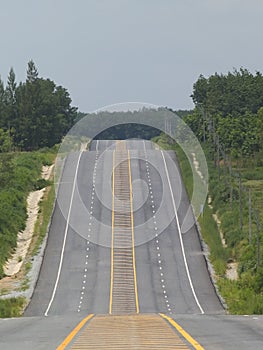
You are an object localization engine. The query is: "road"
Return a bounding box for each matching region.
[0,140,263,349]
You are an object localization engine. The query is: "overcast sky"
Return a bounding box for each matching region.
[1,0,262,112]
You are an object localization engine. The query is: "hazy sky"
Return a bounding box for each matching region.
[1,0,262,112]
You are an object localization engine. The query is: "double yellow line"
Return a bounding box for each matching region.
[128,149,140,314]
[109,150,115,314]
[109,147,139,314]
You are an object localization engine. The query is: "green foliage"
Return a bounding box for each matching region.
[33,178,52,190]
[201,145,263,314]
[153,135,229,281]
[26,59,38,83]
[0,150,55,279]
[179,67,263,314]
[199,205,229,276]
[192,68,263,116]
[0,297,26,318]
[0,188,27,278]
[0,60,77,151]
[32,183,55,256]
[0,128,13,152]
[216,111,261,156]
[158,125,263,313]
[190,68,263,158]
[96,122,160,140]
[218,278,263,314]
[152,132,194,206]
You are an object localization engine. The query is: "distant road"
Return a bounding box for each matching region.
[25,139,222,317]
[0,140,262,349]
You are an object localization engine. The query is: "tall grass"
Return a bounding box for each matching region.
[153,134,263,314]
[0,148,57,279]
[0,147,57,318]
[199,205,229,276]
[0,297,26,318]
[152,134,193,197]
[32,183,55,255]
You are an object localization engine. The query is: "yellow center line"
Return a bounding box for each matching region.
[159,313,205,350]
[128,149,140,314]
[56,314,94,350]
[109,150,115,315]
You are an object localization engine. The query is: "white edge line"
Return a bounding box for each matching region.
[44,151,83,316]
[161,150,204,314]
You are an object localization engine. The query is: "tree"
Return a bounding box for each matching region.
[4,68,17,134]
[191,68,263,118]
[191,74,208,106]
[0,62,77,150]
[0,128,13,152]
[0,76,6,128]
[26,59,38,83]
[5,68,17,106]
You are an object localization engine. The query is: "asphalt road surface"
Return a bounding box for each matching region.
[1,140,263,349]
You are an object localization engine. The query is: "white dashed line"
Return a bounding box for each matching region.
[144,148,173,315]
[77,150,99,313]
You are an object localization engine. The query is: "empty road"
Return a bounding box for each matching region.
[0,140,262,349]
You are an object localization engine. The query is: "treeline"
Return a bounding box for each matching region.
[72,109,170,141]
[0,60,77,151]
[95,122,160,140]
[184,68,263,313]
[188,68,263,158]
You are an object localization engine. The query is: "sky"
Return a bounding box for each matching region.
[0,0,263,112]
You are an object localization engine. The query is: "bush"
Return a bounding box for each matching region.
[0,298,25,318]
[33,178,52,190]
[0,149,56,279]
[199,204,229,276]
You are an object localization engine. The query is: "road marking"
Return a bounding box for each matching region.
[69,314,192,349]
[159,313,205,350]
[128,149,140,313]
[56,314,94,350]
[78,150,99,312]
[45,151,83,317]
[109,150,115,314]
[144,149,172,314]
[161,150,204,314]
[109,142,139,314]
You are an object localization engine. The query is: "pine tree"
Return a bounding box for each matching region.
[26,59,39,83]
[0,76,6,128]
[5,68,17,105]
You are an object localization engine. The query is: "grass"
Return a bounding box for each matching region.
[152,134,193,197]
[153,134,228,276]
[0,297,26,318]
[0,147,57,318]
[0,289,8,296]
[202,145,263,314]
[32,182,55,256]
[218,277,263,314]
[242,179,263,223]
[199,204,229,276]
[0,148,57,279]
[153,134,263,314]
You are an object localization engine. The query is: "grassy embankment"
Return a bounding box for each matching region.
[153,134,263,314]
[0,147,57,317]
